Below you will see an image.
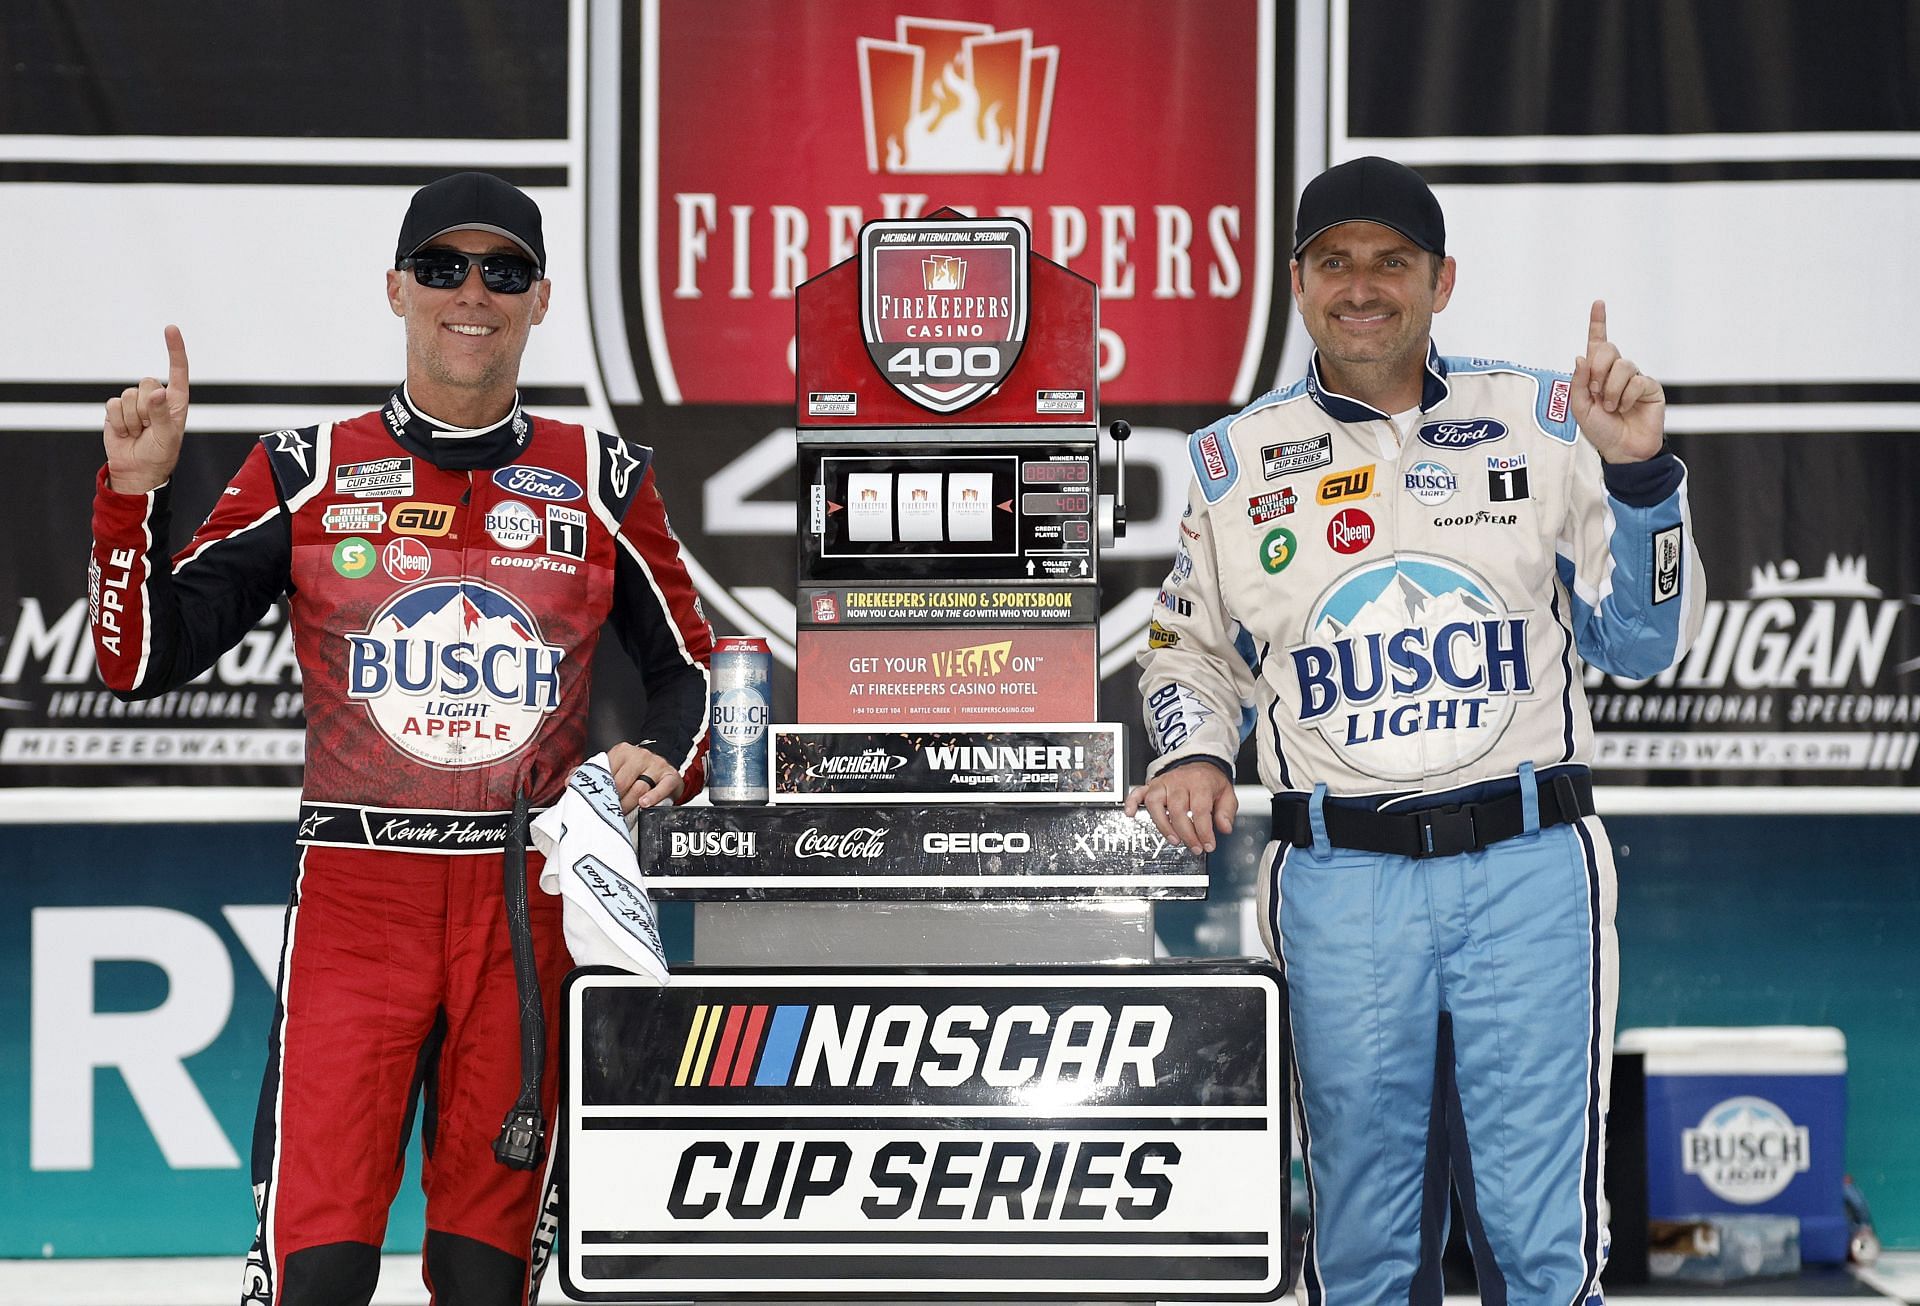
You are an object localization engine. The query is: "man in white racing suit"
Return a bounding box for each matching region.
[1126,156,1705,1305]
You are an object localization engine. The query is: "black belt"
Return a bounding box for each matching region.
[1271,772,1594,859]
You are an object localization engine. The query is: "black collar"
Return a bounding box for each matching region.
[1305,342,1451,423]
[378,385,534,471]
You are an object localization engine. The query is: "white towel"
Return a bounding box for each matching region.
[530,753,671,985]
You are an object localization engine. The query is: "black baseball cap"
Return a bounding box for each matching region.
[394,172,546,272]
[1292,156,1445,258]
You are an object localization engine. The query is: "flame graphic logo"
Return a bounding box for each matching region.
[858,17,1058,175]
[922,255,966,290]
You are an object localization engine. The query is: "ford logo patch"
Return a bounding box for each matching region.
[1417,418,1508,450]
[491,466,584,501]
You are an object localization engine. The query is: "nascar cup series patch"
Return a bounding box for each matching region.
[1289,557,1533,780]
[346,580,562,768]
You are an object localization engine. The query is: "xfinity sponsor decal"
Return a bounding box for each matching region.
[493,465,584,502]
[1683,1096,1811,1204]
[1416,418,1507,451]
[638,805,1205,899]
[1315,465,1373,505]
[1403,460,1457,506]
[333,456,413,498]
[1589,553,1920,774]
[345,580,562,769]
[561,967,1288,1299]
[1289,557,1533,781]
[1260,434,1332,479]
[771,725,1122,802]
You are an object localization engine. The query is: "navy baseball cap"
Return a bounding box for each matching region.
[395,172,546,272]
[1292,156,1445,258]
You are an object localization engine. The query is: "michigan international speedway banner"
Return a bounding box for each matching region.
[4,0,1919,797]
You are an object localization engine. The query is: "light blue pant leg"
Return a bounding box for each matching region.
[1438,817,1618,1306]
[1277,829,1439,1305]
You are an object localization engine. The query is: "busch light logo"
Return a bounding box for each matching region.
[346,581,563,768]
[1683,1096,1811,1204]
[1288,557,1533,779]
[493,466,583,502]
[1403,460,1458,506]
[1417,418,1507,450]
[713,686,771,746]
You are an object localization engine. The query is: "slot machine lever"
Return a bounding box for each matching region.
[1100,419,1131,547]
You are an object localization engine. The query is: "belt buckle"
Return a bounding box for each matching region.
[1416,805,1477,858]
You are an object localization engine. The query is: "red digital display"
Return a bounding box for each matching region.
[1022,460,1091,485]
[1021,492,1092,516]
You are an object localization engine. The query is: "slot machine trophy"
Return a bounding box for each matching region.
[557,216,1290,1303]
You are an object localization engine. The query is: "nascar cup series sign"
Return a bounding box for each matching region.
[562,966,1289,1300]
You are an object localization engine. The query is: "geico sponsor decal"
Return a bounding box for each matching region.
[670,830,758,857]
[922,745,1087,773]
[489,553,580,576]
[665,1136,1179,1222]
[675,1001,1171,1090]
[923,831,1031,853]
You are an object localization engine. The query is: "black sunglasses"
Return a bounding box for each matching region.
[401,248,541,294]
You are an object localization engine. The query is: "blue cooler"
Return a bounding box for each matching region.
[1616,1027,1848,1263]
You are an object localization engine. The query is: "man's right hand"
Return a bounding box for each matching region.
[1123,759,1238,855]
[103,325,191,495]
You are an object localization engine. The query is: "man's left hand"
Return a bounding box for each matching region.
[1570,299,1665,464]
[607,742,683,812]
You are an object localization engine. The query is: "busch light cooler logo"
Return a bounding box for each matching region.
[860,218,1029,413]
[1683,1096,1811,1204]
[1290,557,1533,780]
[346,581,562,768]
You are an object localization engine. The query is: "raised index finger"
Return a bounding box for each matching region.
[163,324,190,402]
[1587,299,1609,347]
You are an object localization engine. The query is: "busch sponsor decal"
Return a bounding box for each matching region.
[345,580,563,768]
[1326,507,1374,555]
[561,967,1287,1296]
[670,829,759,858]
[493,465,584,502]
[1289,557,1533,780]
[1683,1096,1811,1204]
[1417,418,1507,451]
[1403,460,1457,507]
[1261,433,1332,479]
[1147,682,1215,752]
[485,500,541,550]
[861,218,1028,412]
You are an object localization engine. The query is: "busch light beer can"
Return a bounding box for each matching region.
[709,637,772,804]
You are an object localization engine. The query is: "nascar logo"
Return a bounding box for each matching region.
[674,1001,1171,1089]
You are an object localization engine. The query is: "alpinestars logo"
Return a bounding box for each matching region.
[858,18,1058,174]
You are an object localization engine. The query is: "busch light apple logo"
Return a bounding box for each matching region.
[1683,1096,1811,1203]
[1289,556,1533,780]
[347,581,564,768]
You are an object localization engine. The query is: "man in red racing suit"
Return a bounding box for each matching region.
[87,173,714,1306]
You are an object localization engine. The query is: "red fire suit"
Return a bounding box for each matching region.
[88,388,713,1305]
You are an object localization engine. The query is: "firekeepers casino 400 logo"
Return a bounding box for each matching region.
[346,581,563,768]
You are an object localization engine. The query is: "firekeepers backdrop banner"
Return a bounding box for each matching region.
[3,0,1918,798]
